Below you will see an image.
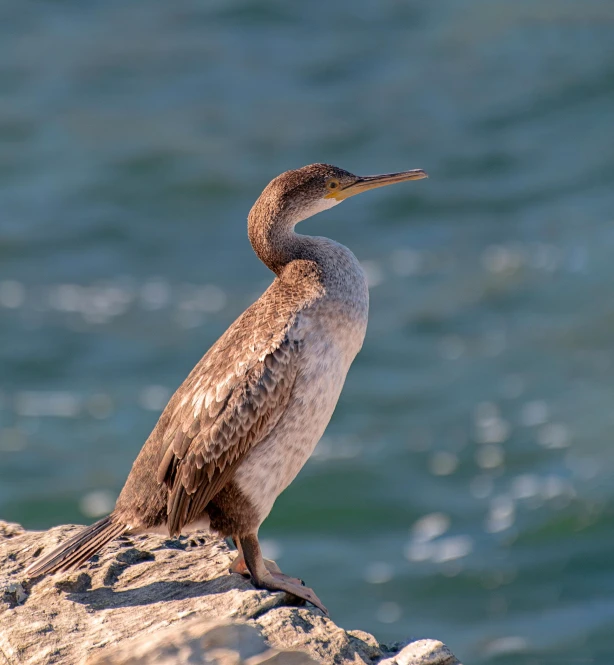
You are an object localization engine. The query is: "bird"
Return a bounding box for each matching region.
[25,163,427,613]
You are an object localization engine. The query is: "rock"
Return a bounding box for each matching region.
[0,521,462,665]
[378,640,458,665]
[2,582,28,607]
[85,619,318,665]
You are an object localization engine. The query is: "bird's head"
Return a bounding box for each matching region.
[252,163,428,227]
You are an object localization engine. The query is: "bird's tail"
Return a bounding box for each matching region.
[24,515,127,578]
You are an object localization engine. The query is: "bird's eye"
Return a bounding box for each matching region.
[327,180,339,189]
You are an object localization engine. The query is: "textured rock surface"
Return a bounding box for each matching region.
[0,521,461,665]
[85,620,320,665]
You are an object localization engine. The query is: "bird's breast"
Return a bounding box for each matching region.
[231,297,367,523]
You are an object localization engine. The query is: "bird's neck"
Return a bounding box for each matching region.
[248,208,314,275]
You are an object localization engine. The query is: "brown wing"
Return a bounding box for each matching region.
[154,277,316,536]
[158,335,301,535]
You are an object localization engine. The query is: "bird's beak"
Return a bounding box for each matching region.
[326,169,428,201]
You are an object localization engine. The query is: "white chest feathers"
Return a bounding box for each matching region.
[233,303,367,522]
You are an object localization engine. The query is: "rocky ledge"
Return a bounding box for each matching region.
[0,521,461,665]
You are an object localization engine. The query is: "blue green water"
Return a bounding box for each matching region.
[2,1,614,662]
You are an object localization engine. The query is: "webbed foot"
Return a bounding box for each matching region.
[238,533,328,615]
[255,570,328,614]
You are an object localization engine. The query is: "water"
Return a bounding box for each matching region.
[2,1,614,662]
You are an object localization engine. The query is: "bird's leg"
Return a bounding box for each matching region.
[229,534,282,576]
[239,533,328,615]
[229,536,249,576]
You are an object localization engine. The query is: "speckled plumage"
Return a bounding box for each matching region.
[115,165,368,535]
[26,163,426,612]
[113,164,369,541]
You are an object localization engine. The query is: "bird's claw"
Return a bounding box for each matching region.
[257,571,328,615]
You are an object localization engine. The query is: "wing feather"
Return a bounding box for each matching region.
[158,332,302,536]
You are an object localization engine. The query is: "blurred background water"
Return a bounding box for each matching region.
[1,1,614,662]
